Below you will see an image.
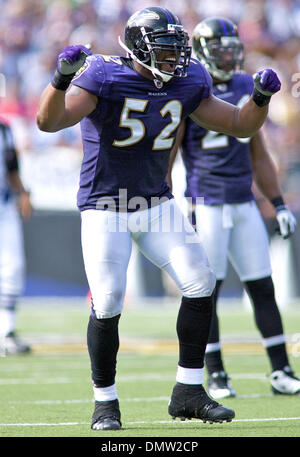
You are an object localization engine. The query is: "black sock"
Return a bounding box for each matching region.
[176,294,213,369]
[205,350,225,375]
[87,313,121,387]
[244,276,289,371]
[266,345,290,371]
[204,280,225,375]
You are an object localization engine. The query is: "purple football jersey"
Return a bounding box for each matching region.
[71,55,212,211]
[181,73,254,205]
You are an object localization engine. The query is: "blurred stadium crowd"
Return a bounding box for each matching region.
[0,0,299,213]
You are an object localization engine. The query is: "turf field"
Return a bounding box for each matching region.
[0,297,300,440]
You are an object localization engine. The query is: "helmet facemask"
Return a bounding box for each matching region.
[195,35,244,81]
[119,24,191,83]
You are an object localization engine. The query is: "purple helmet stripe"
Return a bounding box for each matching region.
[161,8,176,24]
[218,18,230,36]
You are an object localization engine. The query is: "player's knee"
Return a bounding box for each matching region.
[182,266,216,298]
[89,312,120,328]
[245,276,275,303]
[199,267,216,297]
[91,287,124,319]
[3,262,25,296]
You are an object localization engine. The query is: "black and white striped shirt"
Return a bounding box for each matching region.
[0,118,19,200]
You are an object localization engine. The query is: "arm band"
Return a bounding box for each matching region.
[51,69,75,91]
[251,87,271,107]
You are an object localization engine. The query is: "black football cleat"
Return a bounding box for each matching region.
[168,382,235,424]
[91,399,122,430]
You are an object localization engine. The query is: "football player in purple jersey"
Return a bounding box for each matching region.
[168,17,300,400]
[37,7,281,430]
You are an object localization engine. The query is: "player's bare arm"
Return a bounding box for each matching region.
[250,131,296,238]
[8,170,32,220]
[37,45,97,132]
[191,69,281,138]
[167,121,186,191]
[190,94,266,137]
[250,132,282,200]
[37,83,97,132]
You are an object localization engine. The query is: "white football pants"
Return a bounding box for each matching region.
[195,201,272,281]
[81,199,216,318]
[0,199,25,298]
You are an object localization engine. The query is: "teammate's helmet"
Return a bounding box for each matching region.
[119,6,191,83]
[192,17,244,81]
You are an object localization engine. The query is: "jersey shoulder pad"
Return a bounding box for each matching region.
[188,59,212,88]
[97,54,123,66]
[189,57,202,66]
[71,54,106,96]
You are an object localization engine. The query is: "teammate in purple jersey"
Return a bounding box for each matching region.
[181,72,255,205]
[168,17,300,399]
[37,6,281,430]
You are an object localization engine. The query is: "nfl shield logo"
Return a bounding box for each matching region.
[154,79,163,89]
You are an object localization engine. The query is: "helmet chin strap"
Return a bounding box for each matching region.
[118,36,173,84]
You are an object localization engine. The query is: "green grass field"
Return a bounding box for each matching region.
[1,298,300,439]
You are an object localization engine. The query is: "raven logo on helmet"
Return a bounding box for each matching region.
[129,9,160,22]
[118,6,191,84]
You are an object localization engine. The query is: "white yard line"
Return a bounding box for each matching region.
[1,417,300,427]
[0,378,80,385]
[5,393,271,405]
[7,397,170,405]
[0,372,269,385]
